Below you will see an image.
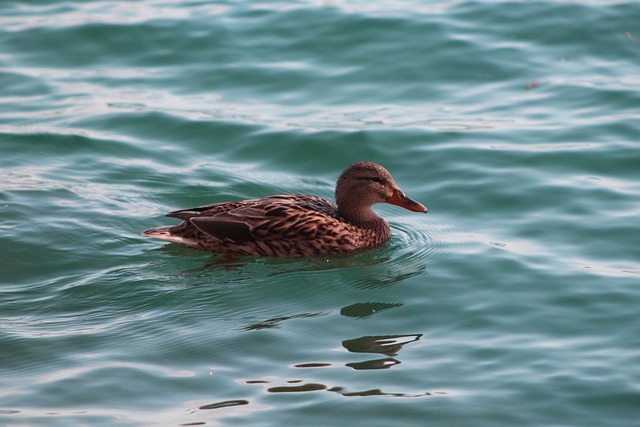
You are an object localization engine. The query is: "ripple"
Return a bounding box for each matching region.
[197,400,249,411]
[3,1,639,426]
[386,210,471,277]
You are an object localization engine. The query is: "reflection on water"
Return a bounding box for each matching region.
[269,254,390,274]
[351,266,426,290]
[340,302,404,318]
[245,378,444,398]
[293,362,332,368]
[267,383,327,393]
[328,387,446,398]
[342,334,423,370]
[346,358,400,370]
[237,332,429,403]
[342,334,423,357]
[185,399,251,426]
[242,312,324,331]
[197,400,249,410]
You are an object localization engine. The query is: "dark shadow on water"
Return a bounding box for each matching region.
[342,334,423,357]
[240,377,444,398]
[328,387,445,398]
[242,312,325,331]
[197,400,249,411]
[346,357,401,370]
[267,383,327,393]
[340,302,404,318]
[242,378,445,398]
[293,362,332,368]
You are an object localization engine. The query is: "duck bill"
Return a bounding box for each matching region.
[386,189,428,213]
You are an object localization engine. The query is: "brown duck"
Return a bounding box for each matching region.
[143,162,427,257]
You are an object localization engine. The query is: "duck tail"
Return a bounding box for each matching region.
[142,226,172,238]
[142,226,199,248]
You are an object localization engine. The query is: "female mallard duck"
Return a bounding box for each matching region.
[143,162,427,257]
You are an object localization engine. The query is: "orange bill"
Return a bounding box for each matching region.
[386,189,428,213]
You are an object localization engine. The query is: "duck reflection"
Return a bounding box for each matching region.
[242,312,324,331]
[340,302,403,318]
[237,332,441,407]
[245,378,443,398]
[267,382,327,393]
[346,358,400,370]
[197,399,249,410]
[352,265,425,290]
[342,333,422,370]
[328,387,443,398]
[342,334,422,356]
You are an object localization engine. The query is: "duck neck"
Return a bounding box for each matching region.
[340,206,390,232]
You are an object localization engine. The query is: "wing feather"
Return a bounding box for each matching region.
[166,195,344,245]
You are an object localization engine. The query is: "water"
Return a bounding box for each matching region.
[2,1,639,425]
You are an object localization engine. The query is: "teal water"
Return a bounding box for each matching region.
[2,1,639,425]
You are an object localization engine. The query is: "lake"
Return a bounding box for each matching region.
[1,1,639,426]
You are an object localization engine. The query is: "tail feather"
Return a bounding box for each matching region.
[142,226,196,247]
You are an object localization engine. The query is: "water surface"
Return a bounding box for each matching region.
[1,1,639,426]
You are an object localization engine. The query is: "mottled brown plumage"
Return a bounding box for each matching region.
[143,162,427,257]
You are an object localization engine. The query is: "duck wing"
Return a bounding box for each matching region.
[167,200,250,220]
[190,206,269,243]
[187,196,340,244]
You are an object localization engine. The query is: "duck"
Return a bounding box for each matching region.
[143,162,427,257]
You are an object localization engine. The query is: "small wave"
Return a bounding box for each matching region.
[386,210,469,278]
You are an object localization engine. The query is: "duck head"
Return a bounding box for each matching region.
[335,162,427,224]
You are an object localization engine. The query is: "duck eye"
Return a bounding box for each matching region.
[371,177,384,184]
